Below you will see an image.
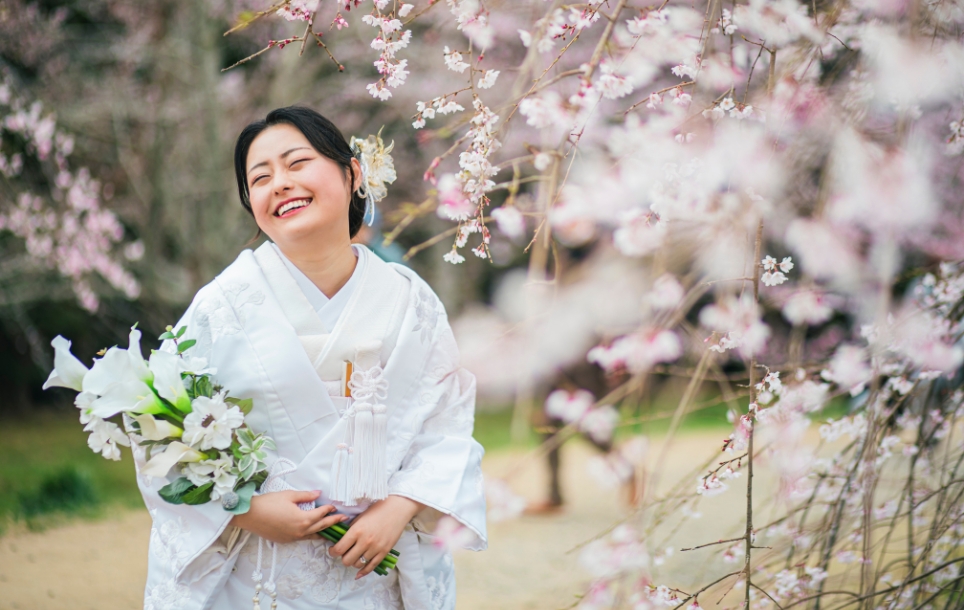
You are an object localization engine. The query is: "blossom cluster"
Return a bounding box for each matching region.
[0,74,138,310]
[544,389,619,444]
[361,3,414,100]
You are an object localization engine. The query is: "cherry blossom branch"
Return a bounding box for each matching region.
[626,81,696,114]
[743,218,765,606]
[222,39,293,72]
[681,535,746,552]
[670,570,743,610]
[222,0,289,36]
[311,33,345,71]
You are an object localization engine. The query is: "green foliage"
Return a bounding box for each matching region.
[15,466,99,520]
[158,477,194,505]
[191,374,214,399]
[235,427,270,480]
[0,412,142,527]
[181,481,213,505]
[159,325,187,341]
[226,396,254,415]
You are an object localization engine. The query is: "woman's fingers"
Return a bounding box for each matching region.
[340,538,368,567]
[355,549,386,579]
[305,513,348,539]
[329,526,357,558]
[284,489,322,505]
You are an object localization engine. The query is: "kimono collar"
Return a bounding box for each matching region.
[271,243,364,333]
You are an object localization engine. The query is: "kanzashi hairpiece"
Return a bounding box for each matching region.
[350,128,396,226]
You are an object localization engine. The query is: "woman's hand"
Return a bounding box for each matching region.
[229,490,348,544]
[328,495,425,579]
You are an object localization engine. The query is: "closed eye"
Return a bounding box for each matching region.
[290,158,311,168]
[250,174,269,186]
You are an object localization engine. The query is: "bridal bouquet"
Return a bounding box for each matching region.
[43,325,274,515]
[44,324,401,575]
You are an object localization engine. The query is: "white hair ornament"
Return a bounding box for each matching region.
[350,128,396,226]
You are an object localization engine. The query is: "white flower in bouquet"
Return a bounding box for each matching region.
[133,413,183,441]
[47,327,175,421]
[44,324,277,517]
[182,393,244,451]
[84,417,131,460]
[176,355,216,376]
[185,453,238,501]
[43,336,89,392]
[148,349,192,413]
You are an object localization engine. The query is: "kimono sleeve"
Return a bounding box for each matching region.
[132,284,240,595]
[387,319,488,552]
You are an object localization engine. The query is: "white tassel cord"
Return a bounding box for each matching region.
[328,442,351,504]
[351,402,374,499]
[252,538,264,610]
[346,364,389,502]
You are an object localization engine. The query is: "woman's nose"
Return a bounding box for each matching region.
[272,170,293,193]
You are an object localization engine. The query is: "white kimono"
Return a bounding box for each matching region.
[134,243,487,610]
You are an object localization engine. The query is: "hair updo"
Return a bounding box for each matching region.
[234,106,367,238]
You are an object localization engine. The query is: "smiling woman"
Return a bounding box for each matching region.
[131,106,487,610]
[233,109,368,297]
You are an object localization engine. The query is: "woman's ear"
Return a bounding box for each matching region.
[350,157,363,192]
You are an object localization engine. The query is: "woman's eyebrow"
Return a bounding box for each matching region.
[247,146,312,174]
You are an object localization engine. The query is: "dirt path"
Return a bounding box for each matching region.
[0,431,750,609]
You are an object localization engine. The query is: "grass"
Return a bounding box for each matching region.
[472,396,736,453]
[474,392,855,452]
[0,411,142,532]
[0,393,852,532]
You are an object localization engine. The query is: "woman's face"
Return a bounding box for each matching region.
[245,123,359,248]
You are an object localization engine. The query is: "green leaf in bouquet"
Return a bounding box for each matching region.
[226,397,253,415]
[177,339,197,354]
[158,331,176,341]
[182,481,214,505]
[236,427,255,446]
[159,477,195,505]
[262,436,276,451]
[249,470,269,490]
[194,375,214,399]
[175,325,188,338]
[238,455,255,480]
[225,482,257,515]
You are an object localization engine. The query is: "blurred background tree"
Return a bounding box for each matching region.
[0,0,511,412]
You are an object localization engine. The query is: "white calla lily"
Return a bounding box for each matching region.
[89,380,163,419]
[82,346,139,395]
[43,336,89,391]
[133,413,183,441]
[149,350,192,413]
[141,441,205,478]
[128,326,153,383]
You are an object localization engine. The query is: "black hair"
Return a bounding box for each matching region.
[234,106,366,238]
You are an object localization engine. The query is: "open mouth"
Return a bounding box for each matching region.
[275,198,311,217]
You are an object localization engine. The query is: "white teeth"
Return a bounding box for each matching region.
[277,199,310,216]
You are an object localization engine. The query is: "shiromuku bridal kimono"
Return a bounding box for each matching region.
[134,243,487,610]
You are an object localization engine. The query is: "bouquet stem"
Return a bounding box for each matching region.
[318,521,400,576]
